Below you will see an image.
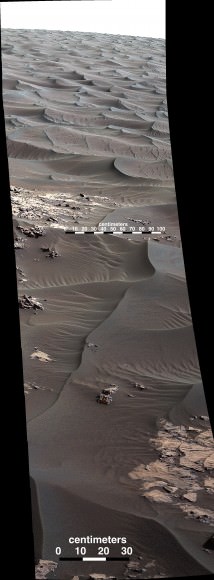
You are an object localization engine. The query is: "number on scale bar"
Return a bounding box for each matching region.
[75,547,87,555]
[55,545,133,556]
[121,546,133,555]
[98,546,110,555]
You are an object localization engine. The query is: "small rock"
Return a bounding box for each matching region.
[165,235,176,241]
[127,561,141,572]
[17,224,44,237]
[89,575,108,579]
[41,246,59,258]
[200,415,209,421]
[161,450,176,458]
[163,485,178,493]
[46,249,59,258]
[143,489,173,503]
[18,295,44,311]
[14,240,25,249]
[182,492,197,502]
[134,383,146,390]
[203,534,214,550]
[79,193,89,200]
[35,559,57,578]
[41,247,50,252]
[46,216,58,222]
[197,515,212,523]
[30,350,53,363]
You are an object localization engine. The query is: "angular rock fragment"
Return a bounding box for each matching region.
[17,224,44,237]
[18,294,44,310]
[203,534,214,550]
[182,492,197,502]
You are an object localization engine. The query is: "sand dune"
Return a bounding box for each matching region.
[2,29,171,215]
[114,158,173,179]
[2,28,213,580]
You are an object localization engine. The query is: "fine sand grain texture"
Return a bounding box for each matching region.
[2,29,214,579]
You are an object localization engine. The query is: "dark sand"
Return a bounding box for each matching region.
[2,29,214,579]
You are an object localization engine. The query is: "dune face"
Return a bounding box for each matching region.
[2,29,214,580]
[2,28,173,217]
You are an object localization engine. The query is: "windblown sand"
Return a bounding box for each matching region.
[2,29,213,579]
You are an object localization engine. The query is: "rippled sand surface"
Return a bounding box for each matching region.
[2,29,213,580]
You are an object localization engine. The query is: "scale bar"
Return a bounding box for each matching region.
[83,557,106,561]
[65,230,152,236]
[59,557,82,561]
[107,557,130,561]
[65,230,160,235]
[59,556,130,562]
